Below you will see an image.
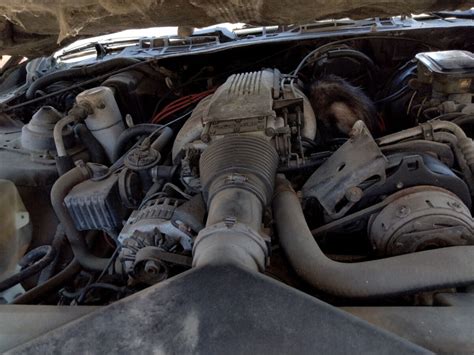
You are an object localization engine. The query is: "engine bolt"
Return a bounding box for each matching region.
[396,205,410,218]
[447,201,462,210]
[265,127,276,137]
[144,260,161,275]
[345,187,363,202]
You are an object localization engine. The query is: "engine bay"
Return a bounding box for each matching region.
[1,28,474,326]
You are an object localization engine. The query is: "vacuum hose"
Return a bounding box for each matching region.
[0,246,56,293]
[112,124,173,162]
[378,120,474,173]
[12,259,81,304]
[273,175,474,298]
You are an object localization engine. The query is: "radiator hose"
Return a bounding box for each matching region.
[273,175,474,298]
[50,162,110,271]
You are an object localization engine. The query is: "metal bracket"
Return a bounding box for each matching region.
[420,122,435,141]
[302,121,387,219]
[135,246,192,267]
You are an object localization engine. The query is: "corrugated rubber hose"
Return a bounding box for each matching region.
[273,175,474,298]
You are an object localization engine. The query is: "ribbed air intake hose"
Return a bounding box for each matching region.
[193,136,279,271]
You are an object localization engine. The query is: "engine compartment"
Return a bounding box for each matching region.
[1,29,474,321]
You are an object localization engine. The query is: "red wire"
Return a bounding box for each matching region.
[153,95,202,122]
[151,88,215,124]
[102,232,116,249]
[161,95,199,112]
[376,114,386,135]
[155,91,211,119]
[157,90,212,113]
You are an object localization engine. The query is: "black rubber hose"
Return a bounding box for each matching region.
[50,165,110,271]
[273,175,474,299]
[26,58,141,99]
[112,124,173,162]
[38,225,67,285]
[0,246,56,292]
[74,123,108,164]
[150,125,174,152]
[375,85,410,105]
[12,259,81,304]
[453,114,474,127]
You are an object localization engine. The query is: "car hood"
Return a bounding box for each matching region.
[0,0,472,57]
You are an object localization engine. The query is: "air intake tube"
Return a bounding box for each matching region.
[273,175,474,298]
[193,136,279,271]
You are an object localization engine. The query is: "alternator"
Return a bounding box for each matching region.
[117,194,205,284]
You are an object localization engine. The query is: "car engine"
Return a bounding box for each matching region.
[1,34,474,323]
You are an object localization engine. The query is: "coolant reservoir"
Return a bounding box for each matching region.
[0,180,32,283]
